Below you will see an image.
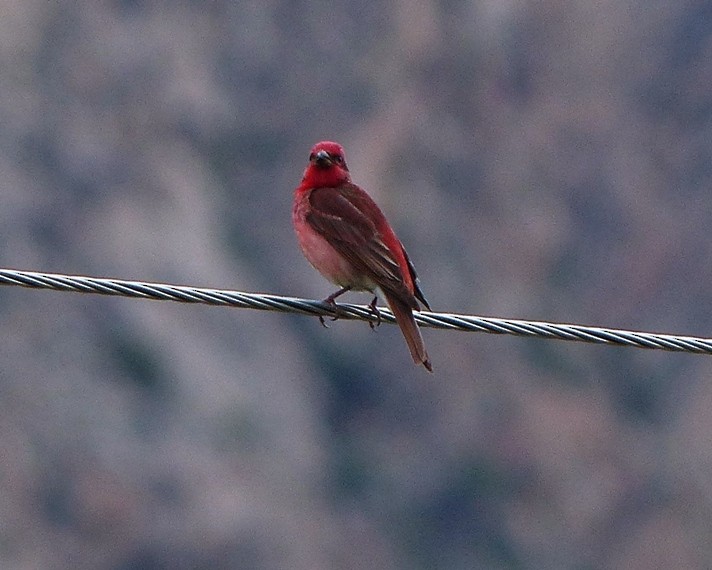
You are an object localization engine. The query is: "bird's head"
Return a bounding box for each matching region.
[302,141,351,187]
[309,141,349,170]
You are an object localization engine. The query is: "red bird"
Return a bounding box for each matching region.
[293,141,432,372]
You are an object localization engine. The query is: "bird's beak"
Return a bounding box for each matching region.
[313,150,333,168]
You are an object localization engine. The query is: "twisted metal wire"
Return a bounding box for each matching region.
[1,268,711,355]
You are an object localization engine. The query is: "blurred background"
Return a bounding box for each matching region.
[2,1,712,568]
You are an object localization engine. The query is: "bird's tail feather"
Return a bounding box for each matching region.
[384,293,432,372]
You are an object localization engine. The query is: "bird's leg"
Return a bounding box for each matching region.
[319,286,351,327]
[367,295,381,329]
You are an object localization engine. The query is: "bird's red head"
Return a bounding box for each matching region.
[302,141,351,188]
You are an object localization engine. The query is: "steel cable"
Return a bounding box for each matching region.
[1,268,710,355]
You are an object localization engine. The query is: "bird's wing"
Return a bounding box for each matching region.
[306,185,417,307]
[401,243,431,311]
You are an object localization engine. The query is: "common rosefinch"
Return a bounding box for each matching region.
[293,141,432,371]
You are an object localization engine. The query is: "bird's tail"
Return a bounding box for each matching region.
[384,293,432,372]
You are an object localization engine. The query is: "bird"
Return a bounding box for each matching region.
[292,141,432,372]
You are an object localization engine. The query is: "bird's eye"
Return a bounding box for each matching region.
[309,152,316,161]
[334,155,343,164]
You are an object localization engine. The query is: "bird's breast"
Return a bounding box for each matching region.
[293,194,376,291]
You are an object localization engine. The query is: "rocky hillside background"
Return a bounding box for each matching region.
[2,1,712,568]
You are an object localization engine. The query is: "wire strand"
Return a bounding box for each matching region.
[1,267,710,355]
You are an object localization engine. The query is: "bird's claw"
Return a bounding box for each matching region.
[367,296,381,330]
[319,296,343,327]
[318,313,340,328]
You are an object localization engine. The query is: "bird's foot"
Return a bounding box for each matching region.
[319,286,351,327]
[367,295,381,330]
[319,298,341,327]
